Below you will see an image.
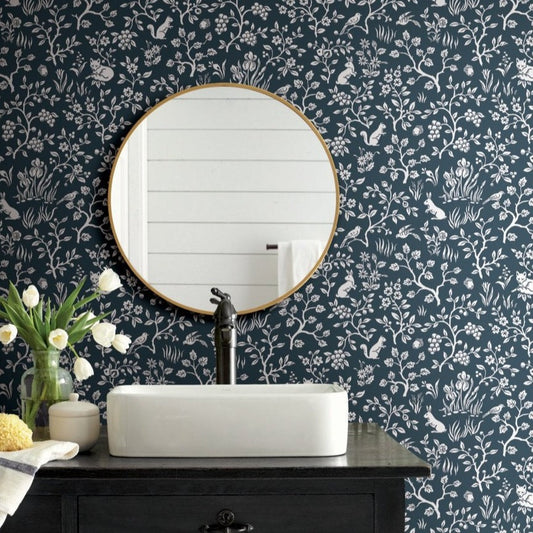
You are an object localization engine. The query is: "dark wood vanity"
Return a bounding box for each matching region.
[4,423,430,532]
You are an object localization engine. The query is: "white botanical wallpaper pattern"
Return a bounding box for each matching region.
[1,0,532,530]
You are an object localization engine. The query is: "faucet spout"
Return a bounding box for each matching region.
[210,288,237,385]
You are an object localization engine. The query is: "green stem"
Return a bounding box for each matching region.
[68,341,80,359]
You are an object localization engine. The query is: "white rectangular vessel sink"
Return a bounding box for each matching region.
[107,384,348,457]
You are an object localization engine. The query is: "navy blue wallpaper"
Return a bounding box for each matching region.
[1,1,533,530]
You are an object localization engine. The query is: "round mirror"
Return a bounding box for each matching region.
[109,83,338,314]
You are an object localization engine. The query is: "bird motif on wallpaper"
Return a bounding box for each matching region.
[397,225,421,240]
[482,404,503,418]
[339,225,361,248]
[483,191,504,204]
[339,13,362,34]
[275,85,291,97]
[396,12,421,26]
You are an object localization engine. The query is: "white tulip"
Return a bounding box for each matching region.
[0,324,17,345]
[97,269,122,293]
[48,328,69,350]
[73,357,94,381]
[91,322,116,348]
[76,310,98,326]
[111,333,131,354]
[22,285,40,308]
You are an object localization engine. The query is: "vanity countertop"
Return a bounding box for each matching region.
[38,422,430,479]
[4,423,430,533]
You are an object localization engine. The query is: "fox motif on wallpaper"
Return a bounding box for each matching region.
[90,59,114,82]
[516,485,533,509]
[516,273,533,296]
[515,59,533,83]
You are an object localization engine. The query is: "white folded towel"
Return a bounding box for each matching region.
[0,440,79,527]
[277,240,324,296]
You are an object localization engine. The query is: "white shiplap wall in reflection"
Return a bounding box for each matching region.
[145,89,335,311]
[111,87,337,312]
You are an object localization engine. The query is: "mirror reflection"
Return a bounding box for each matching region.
[109,84,338,314]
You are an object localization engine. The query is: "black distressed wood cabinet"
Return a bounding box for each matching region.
[4,423,430,532]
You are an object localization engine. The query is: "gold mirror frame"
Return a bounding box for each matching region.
[108,83,339,315]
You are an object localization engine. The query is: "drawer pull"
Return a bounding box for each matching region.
[199,508,254,532]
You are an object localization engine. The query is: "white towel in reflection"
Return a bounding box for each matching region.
[0,440,79,526]
[277,240,324,296]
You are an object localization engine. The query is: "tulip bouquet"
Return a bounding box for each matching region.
[0,269,131,433]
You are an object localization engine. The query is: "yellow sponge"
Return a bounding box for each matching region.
[0,413,33,451]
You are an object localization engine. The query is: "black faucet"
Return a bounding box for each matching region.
[210,288,237,385]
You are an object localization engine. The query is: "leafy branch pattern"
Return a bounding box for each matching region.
[0,1,532,531]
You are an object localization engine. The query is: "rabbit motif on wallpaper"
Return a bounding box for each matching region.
[424,194,447,220]
[424,410,446,433]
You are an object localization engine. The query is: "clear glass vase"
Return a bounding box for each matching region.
[20,348,73,440]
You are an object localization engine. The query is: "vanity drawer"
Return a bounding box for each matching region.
[3,496,62,532]
[79,494,374,532]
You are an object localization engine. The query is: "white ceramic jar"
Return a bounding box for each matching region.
[49,393,100,452]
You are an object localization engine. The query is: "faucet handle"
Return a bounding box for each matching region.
[210,287,237,326]
[210,287,231,301]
